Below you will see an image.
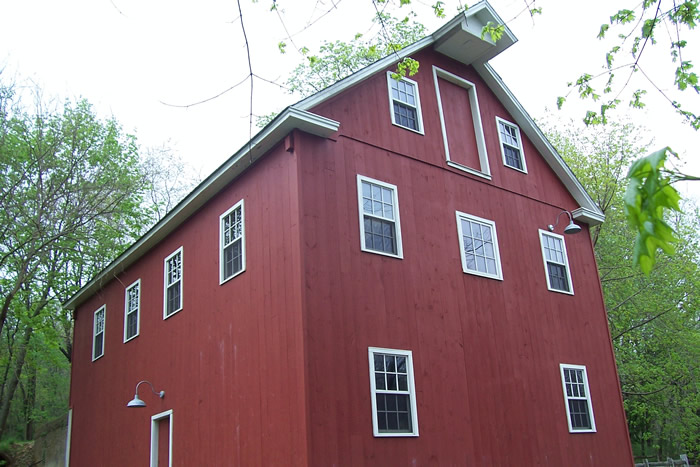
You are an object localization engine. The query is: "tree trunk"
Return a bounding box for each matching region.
[0,325,33,438]
[23,363,36,440]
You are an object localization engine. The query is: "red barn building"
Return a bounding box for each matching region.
[64,3,634,465]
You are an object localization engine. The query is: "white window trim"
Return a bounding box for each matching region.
[357,175,404,259]
[368,347,419,437]
[559,364,597,433]
[386,72,425,135]
[455,211,504,280]
[163,247,183,319]
[496,116,528,173]
[150,409,173,467]
[538,229,574,295]
[432,66,490,179]
[123,279,141,343]
[219,199,246,285]
[92,305,105,361]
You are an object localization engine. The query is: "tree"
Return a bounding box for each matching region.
[546,119,700,460]
[0,78,152,439]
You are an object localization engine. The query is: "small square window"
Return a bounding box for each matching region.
[357,175,403,258]
[124,279,140,342]
[539,230,573,294]
[368,347,419,437]
[163,247,183,319]
[387,72,424,134]
[92,305,106,361]
[220,200,245,284]
[496,117,527,173]
[559,364,596,433]
[456,212,503,280]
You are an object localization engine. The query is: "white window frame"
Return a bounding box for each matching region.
[92,305,105,361]
[357,175,404,259]
[559,364,597,433]
[150,409,173,467]
[386,72,424,134]
[539,230,574,295]
[433,66,490,179]
[496,116,527,173]
[219,199,246,284]
[123,279,141,342]
[455,211,504,280]
[368,347,419,437]
[163,247,183,319]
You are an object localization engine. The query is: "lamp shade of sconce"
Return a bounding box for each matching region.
[126,380,165,408]
[548,210,582,235]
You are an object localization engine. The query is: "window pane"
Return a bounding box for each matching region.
[398,375,408,391]
[374,354,384,371]
[396,356,406,373]
[387,373,397,391]
[375,373,386,390]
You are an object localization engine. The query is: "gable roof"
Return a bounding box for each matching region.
[64,1,603,311]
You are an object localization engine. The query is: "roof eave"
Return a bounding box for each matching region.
[63,107,340,311]
[476,63,605,226]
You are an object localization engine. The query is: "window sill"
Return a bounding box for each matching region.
[447,161,492,180]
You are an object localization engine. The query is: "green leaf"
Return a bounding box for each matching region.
[598,23,610,39]
[481,21,505,42]
[556,96,566,109]
[278,41,287,54]
[624,147,682,274]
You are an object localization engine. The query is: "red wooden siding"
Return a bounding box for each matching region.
[67,45,632,466]
[295,129,631,465]
[69,142,310,466]
[437,76,481,170]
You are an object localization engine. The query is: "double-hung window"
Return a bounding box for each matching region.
[456,212,503,280]
[559,364,596,433]
[124,279,140,342]
[387,72,424,133]
[220,200,245,284]
[163,247,183,318]
[368,347,419,437]
[92,305,105,361]
[496,117,527,172]
[539,230,573,294]
[357,175,403,258]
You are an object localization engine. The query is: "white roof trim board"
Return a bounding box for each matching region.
[64,0,603,310]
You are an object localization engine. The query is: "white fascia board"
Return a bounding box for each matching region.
[64,107,339,311]
[476,63,605,226]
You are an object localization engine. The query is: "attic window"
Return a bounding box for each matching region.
[387,72,424,134]
[220,200,245,284]
[433,66,490,179]
[496,117,527,172]
[92,305,105,361]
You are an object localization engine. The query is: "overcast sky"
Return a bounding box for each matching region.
[1,0,698,196]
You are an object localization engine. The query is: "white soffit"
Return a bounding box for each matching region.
[433,2,517,65]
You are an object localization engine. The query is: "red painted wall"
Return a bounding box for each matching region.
[68,47,633,466]
[70,142,310,466]
[298,49,633,465]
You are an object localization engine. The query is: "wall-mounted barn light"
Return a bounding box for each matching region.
[126,380,165,408]
[548,210,582,235]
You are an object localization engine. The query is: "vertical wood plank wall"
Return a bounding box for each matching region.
[68,46,633,466]
[300,49,633,465]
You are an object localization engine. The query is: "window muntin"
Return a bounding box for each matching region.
[539,230,574,294]
[456,212,503,280]
[220,200,245,284]
[559,364,596,433]
[92,306,105,361]
[357,175,403,258]
[368,347,419,437]
[124,279,140,342]
[387,72,424,134]
[163,247,183,319]
[496,117,527,172]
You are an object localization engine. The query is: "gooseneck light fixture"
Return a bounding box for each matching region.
[548,210,582,235]
[126,380,165,408]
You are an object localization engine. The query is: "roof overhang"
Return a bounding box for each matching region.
[433,2,516,65]
[64,108,339,310]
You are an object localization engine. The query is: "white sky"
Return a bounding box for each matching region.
[1,0,698,196]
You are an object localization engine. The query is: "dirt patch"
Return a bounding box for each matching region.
[1,442,36,467]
